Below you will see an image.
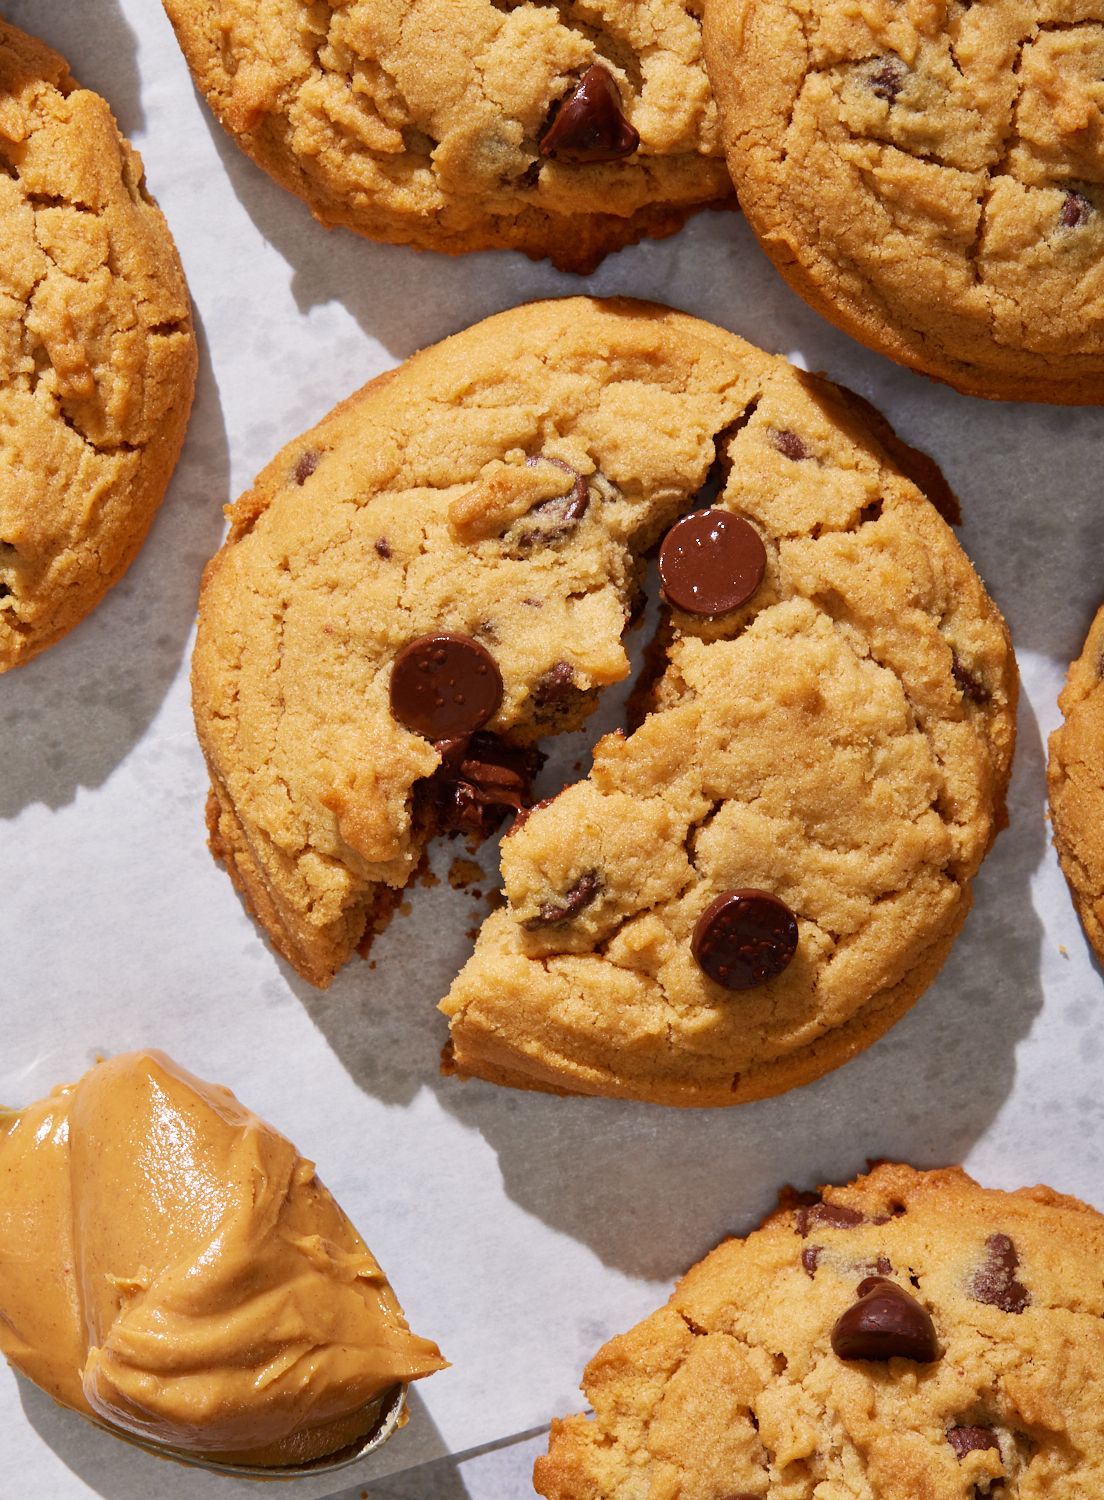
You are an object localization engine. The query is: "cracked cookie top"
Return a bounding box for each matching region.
[703,0,1104,403]
[0,20,196,670]
[192,299,1013,1110]
[1048,603,1104,962]
[161,0,733,273]
[536,1163,1104,1499]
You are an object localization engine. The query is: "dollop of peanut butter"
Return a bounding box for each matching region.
[0,1051,446,1467]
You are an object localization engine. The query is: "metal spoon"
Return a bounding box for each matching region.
[85,1382,406,1480]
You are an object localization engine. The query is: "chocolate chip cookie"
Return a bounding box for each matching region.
[536,1163,1104,1498]
[192,298,1014,1108]
[0,20,196,670]
[1048,604,1104,963]
[161,0,733,273]
[703,0,1104,403]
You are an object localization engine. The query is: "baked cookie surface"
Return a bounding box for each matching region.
[1048,604,1104,963]
[703,0,1104,404]
[0,20,196,670]
[193,298,1014,1105]
[536,1163,1104,1499]
[161,0,733,273]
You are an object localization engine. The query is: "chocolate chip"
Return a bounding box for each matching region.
[426,732,542,838]
[771,428,809,461]
[947,1426,999,1460]
[538,64,639,164]
[526,456,589,520]
[375,537,392,559]
[511,457,591,550]
[533,660,576,706]
[524,869,602,929]
[952,655,990,704]
[1060,190,1093,229]
[292,451,318,485]
[692,890,798,990]
[831,1277,939,1363]
[390,633,503,740]
[506,793,557,836]
[796,1201,865,1235]
[802,1246,823,1278]
[658,510,766,616]
[970,1233,1029,1314]
[869,55,907,101]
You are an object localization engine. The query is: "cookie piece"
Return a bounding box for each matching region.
[703,1,1104,403]
[192,298,1014,1109]
[1048,604,1104,962]
[536,1163,1104,1498]
[161,0,733,273]
[0,21,197,670]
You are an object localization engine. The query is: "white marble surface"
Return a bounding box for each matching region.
[1,2,1103,1497]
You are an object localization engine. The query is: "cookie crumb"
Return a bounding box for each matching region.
[449,857,484,890]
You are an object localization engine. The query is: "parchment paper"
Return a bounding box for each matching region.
[2,2,1104,1495]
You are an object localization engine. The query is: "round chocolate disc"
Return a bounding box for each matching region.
[390,633,503,740]
[691,889,798,990]
[658,509,766,616]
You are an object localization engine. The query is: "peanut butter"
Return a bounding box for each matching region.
[0,1051,446,1467]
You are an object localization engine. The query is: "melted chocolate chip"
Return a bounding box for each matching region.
[970,1233,1029,1314]
[831,1277,939,1363]
[947,1426,999,1460]
[390,633,503,740]
[692,890,798,990]
[527,455,590,520]
[532,660,577,707]
[801,1245,823,1278]
[524,869,602,929]
[293,450,318,485]
[796,1201,864,1236]
[539,64,639,164]
[771,429,809,461]
[513,457,591,549]
[658,509,766,617]
[375,537,392,559]
[870,55,907,101]
[426,732,542,838]
[952,655,990,704]
[506,793,557,836]
[1060,190,1093,229]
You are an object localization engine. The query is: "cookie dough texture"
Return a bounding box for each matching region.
[536,1163,1104,1499]
[1048,604,1104,962]
[703,0,1104,403]
[161,0,733,272]
[0,21,196,670]
[193,298,1014,1106]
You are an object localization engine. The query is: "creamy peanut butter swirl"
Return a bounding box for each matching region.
[0,1051,445,1467]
